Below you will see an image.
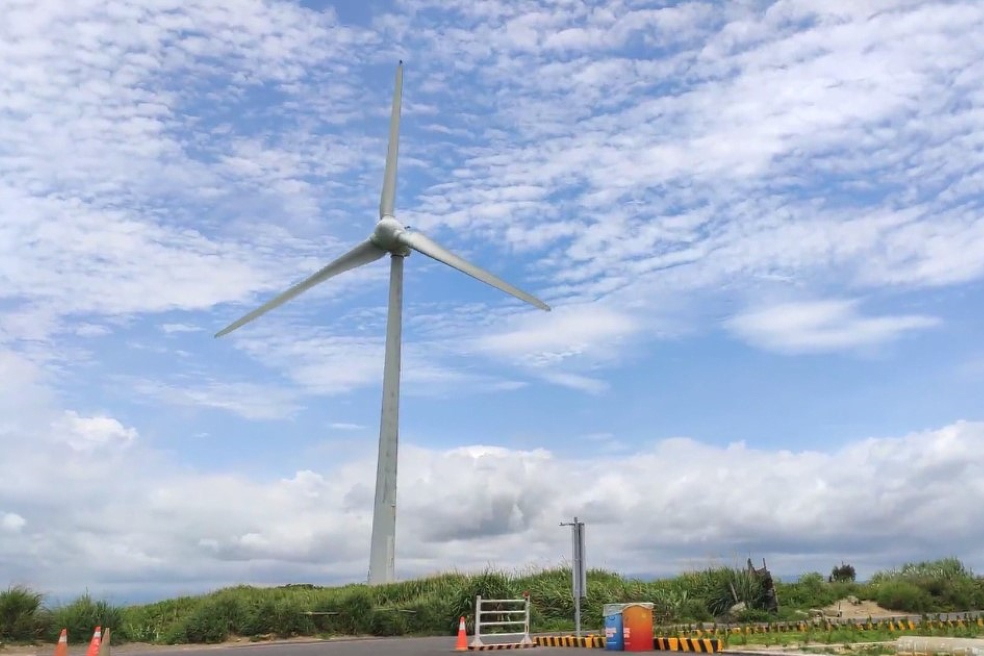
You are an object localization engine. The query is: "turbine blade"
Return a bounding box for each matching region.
[215,239,387,338]
[398,231,551,312]
[379,61,404,219]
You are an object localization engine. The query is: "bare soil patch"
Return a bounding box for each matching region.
[820,598,902,619]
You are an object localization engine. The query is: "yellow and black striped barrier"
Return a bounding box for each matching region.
[534,635,604,648]
[667,615,984,637]
[532,635,723,650]
[653,637,724,652]
[529,614,984,649]
[469,643,539,650]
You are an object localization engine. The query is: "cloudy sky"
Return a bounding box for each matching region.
[2,0,984,604]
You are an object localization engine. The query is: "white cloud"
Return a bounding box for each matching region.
[51,411,139,452]
[224,316,535,399]
[1,512,26,533]
[128,378,303,421]
[539,371,610,395]
[476,303,640,366]
[725,298,941,354]
[1,355,983,597]
[0,0,384,349]
[74,324,113,338]
[160,323,203,334]
[329,422,365,431]
[398,0,984,327]
[1,0,983,396]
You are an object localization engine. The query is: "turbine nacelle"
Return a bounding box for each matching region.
[371,216,412,256]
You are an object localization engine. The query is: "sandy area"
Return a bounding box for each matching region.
[819,598,903,619]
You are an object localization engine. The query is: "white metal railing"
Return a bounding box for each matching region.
[470,593,534,648]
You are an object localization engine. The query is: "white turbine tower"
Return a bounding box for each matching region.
[214,61,551,585]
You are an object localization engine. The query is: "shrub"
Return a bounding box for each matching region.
[0,586,49,642]
[873,580,936,613]
[4,557,984,645]
[777,572,862,610]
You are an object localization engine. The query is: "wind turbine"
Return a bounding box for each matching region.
[214,61,551,585]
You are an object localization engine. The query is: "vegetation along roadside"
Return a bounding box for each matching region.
[1,557,982,648]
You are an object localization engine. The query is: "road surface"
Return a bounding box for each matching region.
[64,637,575,656]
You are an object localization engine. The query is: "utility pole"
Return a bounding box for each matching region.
[560,516,587,637]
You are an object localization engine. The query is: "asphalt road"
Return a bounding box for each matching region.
[90,637,578,656]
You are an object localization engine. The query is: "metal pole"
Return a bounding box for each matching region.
[526,595,532,643]
[561,517,586,637]
[473,595,483,648]
[575,580,581,638]
[574,518,582,638]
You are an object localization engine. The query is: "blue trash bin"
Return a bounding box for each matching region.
[604,603,627,651]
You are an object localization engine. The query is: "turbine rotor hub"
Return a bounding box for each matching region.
[371,216,411,256]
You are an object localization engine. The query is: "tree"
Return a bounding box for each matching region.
[830,562,857,583]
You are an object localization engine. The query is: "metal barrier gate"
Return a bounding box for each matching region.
[470,593,534,648]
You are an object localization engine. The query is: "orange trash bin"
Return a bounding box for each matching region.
[621,602,654,652]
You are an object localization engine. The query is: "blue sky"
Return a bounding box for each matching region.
[2,0,984,604]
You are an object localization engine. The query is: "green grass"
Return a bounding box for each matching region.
[3,557,984,647]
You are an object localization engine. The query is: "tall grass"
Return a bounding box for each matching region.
[0,586,49,642]
[48,594,125,644]
[3,557,983,646]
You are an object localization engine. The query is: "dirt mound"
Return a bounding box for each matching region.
[819,596,901,619]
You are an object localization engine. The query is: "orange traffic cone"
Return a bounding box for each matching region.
[85,627,102,656]
[53,629,68,656]
[455,616,468,651]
